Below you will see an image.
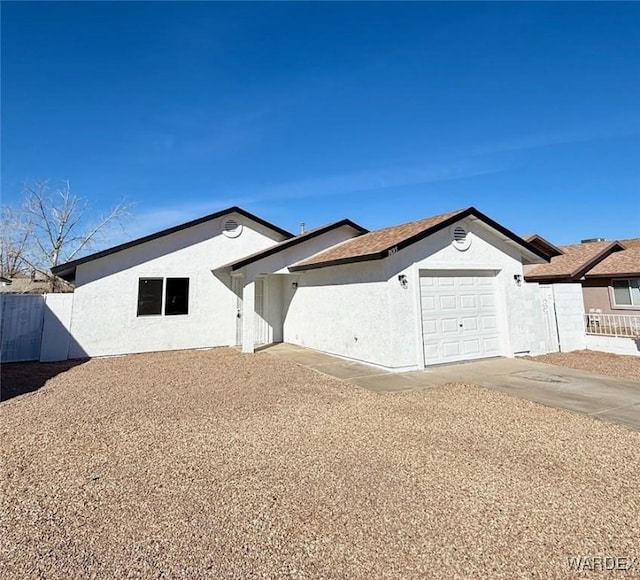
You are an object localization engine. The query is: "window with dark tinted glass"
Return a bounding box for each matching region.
[137,278,163,316]
[165,278,189,315]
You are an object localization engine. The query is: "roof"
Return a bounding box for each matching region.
[522,234,564,258]
[585,244,640,278]
[220,219,368,272]
[0,277,74,294]
[524,240,627,281]
[290,207,549,272]
[51,206,293,281]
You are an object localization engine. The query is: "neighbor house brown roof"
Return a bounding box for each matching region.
[290,207,549,271]
[585,245,640,278]
[522,234,564,258]
[524,240,627,281]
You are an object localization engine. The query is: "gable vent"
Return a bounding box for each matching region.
[452,225,471,251]
[222,218,243,238]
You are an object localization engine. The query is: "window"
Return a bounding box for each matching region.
[138,279,163,316]
[612,279,640,307]
[137,277,190,316]
[165,278,189,315]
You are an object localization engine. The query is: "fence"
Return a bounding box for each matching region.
[584,312,640,338]
[0,294,75,363]
[0,295,46,362]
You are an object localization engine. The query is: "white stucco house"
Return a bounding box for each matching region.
[51,205,578,370]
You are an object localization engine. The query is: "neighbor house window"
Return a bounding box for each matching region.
[137,277,190,316]
[612,279,640,307]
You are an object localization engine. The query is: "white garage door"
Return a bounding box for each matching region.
[420,272,501,365]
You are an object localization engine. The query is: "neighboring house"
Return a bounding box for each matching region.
[50,205,561,369]
[0,273,73,294]
[524,238,640,316]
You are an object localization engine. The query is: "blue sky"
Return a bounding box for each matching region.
[2,1,639,246]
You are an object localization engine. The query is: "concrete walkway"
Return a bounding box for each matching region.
[264,343,640,431]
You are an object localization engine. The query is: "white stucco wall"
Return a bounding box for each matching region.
[284,218,536,370]
[586,335,640,356]
[552,283,587,352]
[67,213,284,358]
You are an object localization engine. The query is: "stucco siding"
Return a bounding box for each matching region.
[582,278,640,316]
[284,217,534,370]
[68,213,282,358]
[283,262,392,367]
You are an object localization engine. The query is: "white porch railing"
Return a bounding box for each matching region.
[584,313,640,338]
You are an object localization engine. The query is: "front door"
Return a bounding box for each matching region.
[233,276,268,346]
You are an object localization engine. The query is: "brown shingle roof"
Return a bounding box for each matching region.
[620,238,640,249]
[522,234,564,258]
[290,207,549,271]
[524,241,625,281]
[585,246,640,277]
[291,209,466,270]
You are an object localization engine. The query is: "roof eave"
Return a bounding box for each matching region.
[228,220,368,272]
[51,206,293,278]
[289,251,384,272]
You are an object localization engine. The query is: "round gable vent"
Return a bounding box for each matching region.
[451,224,471,251]
[222,218,243,238]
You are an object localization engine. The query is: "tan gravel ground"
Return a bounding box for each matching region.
[529,349,640,381]
[1,348,639,579]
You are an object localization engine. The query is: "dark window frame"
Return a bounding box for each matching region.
[137,278,164,316]
[136,277,191,317]
[165,277,190,316]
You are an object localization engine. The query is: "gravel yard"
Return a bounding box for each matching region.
[1,348,639,579]
[530,349,640,381]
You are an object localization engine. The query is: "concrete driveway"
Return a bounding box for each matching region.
[265,344,640,431]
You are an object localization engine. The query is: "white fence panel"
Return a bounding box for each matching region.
[552,283,587,352]
[40,294,74,362]
[0,295,45,362]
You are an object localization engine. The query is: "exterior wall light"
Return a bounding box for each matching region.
[291,281,298,289]
[513,274,523,286]
[398,274,408,289]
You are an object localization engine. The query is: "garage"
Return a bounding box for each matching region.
[420,271,502,365]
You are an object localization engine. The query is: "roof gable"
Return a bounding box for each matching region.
[220,219,368,272]
[585,245,640,278]
[290,207,549,272]
[51,206,293,281]
[522,234,564,258]
[524,240,627,281]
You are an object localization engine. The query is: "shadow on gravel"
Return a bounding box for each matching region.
[0,360,87,402]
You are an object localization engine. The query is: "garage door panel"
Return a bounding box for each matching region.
[421,295,436,311]
[462,339,481,355]
[422,319,438,335]
[461,317,478,331]
[441,318,459,333]
[480,294,496,309]
[439,295,457,310]
[442,341,460,358]
[420,272,501,365]
[423,343,439,359]
[460,294,477,309]
[481,316,497,330]
[483,337,500,353]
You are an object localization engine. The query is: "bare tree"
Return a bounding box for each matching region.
[0,205,32,277]
[2,179,131,290]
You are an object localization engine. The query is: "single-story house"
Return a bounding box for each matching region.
[51,205,570,370]
[524,237,640,316]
